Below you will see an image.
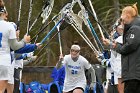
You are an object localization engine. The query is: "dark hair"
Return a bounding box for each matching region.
[73,41,79,45]
[0,0,4,7]
[0,7,6,13]
[0,0,6,13]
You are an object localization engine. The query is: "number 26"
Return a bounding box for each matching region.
[71,70,78,74]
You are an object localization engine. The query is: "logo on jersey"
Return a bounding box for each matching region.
[68,65,81,69]
[130,34,134,39]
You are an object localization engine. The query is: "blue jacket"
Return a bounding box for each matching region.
[51,66,65,86]
[15,44,37,53]
[15,44,37,60]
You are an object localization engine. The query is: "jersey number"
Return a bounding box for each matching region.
[0,33,2,47]
[71,70,78,74]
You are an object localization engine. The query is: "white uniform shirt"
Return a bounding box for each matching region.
[108,36,123,84]
[110,36,122,77]
[62,54,91,92]
[0,20,16,66]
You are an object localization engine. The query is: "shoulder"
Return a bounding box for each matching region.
[0,20,11,27]
[130,25,140,33]
[8,22,15,29]
[2,21,13,26]
[79,55,88,62]
[64,54,71,59]
[2,21,16,31]
[79,55,86,59]
[128,25,140,39]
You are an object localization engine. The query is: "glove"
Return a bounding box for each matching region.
[59,54,64,62]
[26,52,34,58]
[89,82,96,90]
[97,53,104,62]
[97,53,111,67]
[101,58,111,67]
[27,56,37,63]
[22,53,28,59]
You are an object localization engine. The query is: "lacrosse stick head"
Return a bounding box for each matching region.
[41,0,54,24]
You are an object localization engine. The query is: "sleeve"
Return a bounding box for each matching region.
[83,57,91,69]
[115,26,140,55]
[15,54,23,60]
[88,66,96,83]
[15,44,37,53]
[8,23,17,39]
[16,53,31,60]
[9,39,25,51]
[16,55,24,60]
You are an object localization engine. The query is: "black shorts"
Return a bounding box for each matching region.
[14,68,22,80]
[69,87,84,93]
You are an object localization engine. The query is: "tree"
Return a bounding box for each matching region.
[4,0,140,66]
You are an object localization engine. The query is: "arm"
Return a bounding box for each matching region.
[23,56,37,65]
[56,54,64,69]
[115,26,140,55]
[9,34,31,51]
[23,60,31,65]
[56,59,63,69]
[15,44,37,53]
[15,53,28,60]
[9,39,25,51]
[83,57,96,84]
[88,66,96,85]
[15,54,23,60]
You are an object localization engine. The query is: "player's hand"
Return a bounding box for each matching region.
[59,54,64,62]
[36,43,42,49]
[23,35,31,43]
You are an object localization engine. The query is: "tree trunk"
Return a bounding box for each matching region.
[113,0,120,19]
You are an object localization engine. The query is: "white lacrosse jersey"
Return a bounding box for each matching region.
[0,20,16,66]
[109,36,123,84]
[62,54,91,92]
[110,36,122,76]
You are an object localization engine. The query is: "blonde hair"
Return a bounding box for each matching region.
[122,2,138,17]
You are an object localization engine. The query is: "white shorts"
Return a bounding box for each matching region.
[63,82,86,92]
[106,67,120,85]
[8,66,14,84]
[0,65,11,81]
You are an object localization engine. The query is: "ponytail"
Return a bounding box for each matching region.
[122,2,138,17]
[131,2,138,16]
